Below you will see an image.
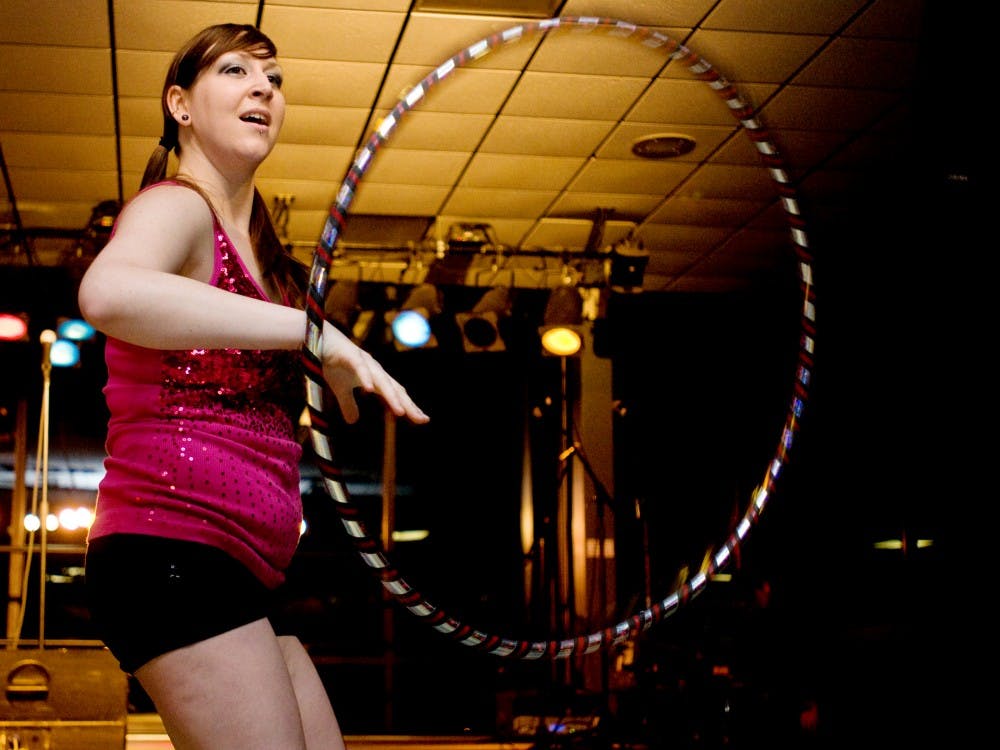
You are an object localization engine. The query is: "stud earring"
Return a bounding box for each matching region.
[181,114,189,121]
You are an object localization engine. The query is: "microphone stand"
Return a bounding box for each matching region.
[558,431,619,715]
[37,330,54,649]
[9,330,55,650]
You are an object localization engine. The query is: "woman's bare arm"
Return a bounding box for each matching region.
[78,184,428,425]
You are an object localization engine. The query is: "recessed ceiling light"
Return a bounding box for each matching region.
[631,133,697,160]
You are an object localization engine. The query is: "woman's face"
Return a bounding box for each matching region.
[180,49,286,169]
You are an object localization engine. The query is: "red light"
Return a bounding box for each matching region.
[0,313,29,342]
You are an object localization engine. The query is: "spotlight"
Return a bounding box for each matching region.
[387,283,442,350]
[56,317,96,341]
[86,199,121,237]
[447,222,497,252]
[456,286,511,353]
[325,279,376,343]
[539,285,583,357]
[49,339,80,367]
[607,233,649,293]
[0,312,29,342]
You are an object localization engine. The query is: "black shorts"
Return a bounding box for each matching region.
[85,534,278,674]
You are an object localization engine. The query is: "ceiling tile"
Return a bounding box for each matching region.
[256,142,354,181]
[10,201,96,230]
[460,154,587,190]
[844,0,927,39]
[377,66,519,113]
[363,149,470,185]
[502,72,650,120]
[560,0,717,28]
[481,116,615,157]
[263,5,405,62]
[0,94,115,135]
[113,0,258,52]
[648,196,770,227]
[526,25,677,76]
[0,46,112,96]
[704,0,868,34]
[675,30,827,83]
[547,191,663,222]
[0,0,109,46]
[762,85,902,132]
[116,50,174,98]
[281,59,388,108]
[281,105,370,147]
[394,13,541,67]
[368,110,495,151]
[117,97,164,138]
[629,80,778,126]
[350,183,451,216]
[442,186,559,218]
[794,37,921,89]
[571,159,693,194]
[677,164,777,201]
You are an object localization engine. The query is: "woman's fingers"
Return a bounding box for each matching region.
[322,344,428,425]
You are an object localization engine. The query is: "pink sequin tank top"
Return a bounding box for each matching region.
[88,192,304,588]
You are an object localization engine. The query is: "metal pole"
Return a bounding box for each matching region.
[5,399,28,644]
[381,409,397,729]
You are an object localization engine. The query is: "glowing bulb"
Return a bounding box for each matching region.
[57,318,95,341]
[59,508,80,531]
[0,313,28,341]
[49,339,80,367]
[541,326,582,357]
[391,310,431,348]
[75,507,95,529]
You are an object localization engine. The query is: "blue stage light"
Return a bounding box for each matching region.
[49,339,80,367]
[391,309,432,348]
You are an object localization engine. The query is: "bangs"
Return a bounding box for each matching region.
[175,24,278,88]
[203,29,277,65]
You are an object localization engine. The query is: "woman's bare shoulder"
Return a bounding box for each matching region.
[95,182,216,276]
[123,181,213,218]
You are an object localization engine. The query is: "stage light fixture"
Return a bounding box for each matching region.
[607,234,649,293]
[539,285,584,357]
[447,222,497,252]
[325,279,376,343]
[49,339,80,368]
[86,199,121,237]
[0,312,29,342]
[56,317,95,341]
[455,286,511,352]
[387,283,442,350]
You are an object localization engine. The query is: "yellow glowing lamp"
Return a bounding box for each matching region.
[539,285,584,357]
[540,326,582,357]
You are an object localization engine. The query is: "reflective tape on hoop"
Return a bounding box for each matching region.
[303,16,816,660]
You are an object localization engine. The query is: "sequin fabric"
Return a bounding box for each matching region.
[89,204,304,589]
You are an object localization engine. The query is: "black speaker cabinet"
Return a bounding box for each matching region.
[0,647,127,749]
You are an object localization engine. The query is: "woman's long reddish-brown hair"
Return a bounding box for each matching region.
[140,23,307,306]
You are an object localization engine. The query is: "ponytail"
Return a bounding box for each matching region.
[140,141,172,191]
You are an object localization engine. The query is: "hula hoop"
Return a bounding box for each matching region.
[303,16,816,659]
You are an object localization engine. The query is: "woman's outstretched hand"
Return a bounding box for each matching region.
[320,322,429,425]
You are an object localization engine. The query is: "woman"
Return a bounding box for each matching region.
[78,23,428,749]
